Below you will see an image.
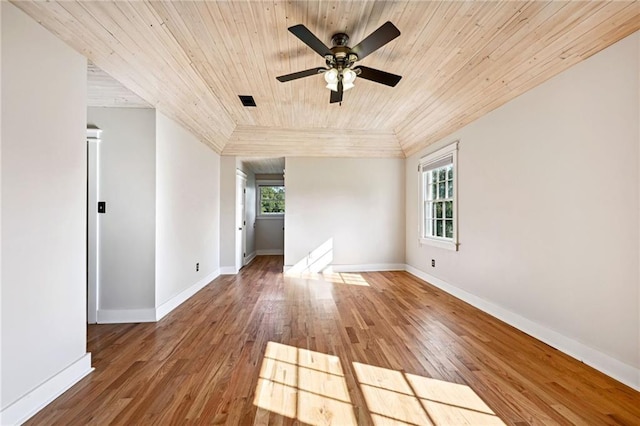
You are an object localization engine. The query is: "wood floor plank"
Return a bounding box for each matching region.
[25,256,639,425]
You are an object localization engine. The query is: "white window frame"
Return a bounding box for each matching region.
[256,180,285,219]
[419,141,459,251]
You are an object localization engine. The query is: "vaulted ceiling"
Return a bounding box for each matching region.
[15,1,639,158]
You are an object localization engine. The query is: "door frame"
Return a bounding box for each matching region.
[86,128,102,324]
[235,169,247,271]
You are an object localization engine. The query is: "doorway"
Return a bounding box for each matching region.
[236,170,247,270]
[86,127,101,324]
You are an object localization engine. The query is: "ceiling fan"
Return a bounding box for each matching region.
[276,22,402,104]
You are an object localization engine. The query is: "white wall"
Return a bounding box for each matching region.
[155,112,220,306]
[256,217,284,254]
[219,156,238,271]
[285,158,405,269]
[1,1,91,419]
[406,33,640,387]
[87,108,156,312]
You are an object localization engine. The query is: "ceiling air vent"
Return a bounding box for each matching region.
[238,95,257,107]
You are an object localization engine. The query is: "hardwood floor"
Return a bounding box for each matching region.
[27,256,639,425]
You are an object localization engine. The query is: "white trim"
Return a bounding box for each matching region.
[0,353,93,425]
[256,215,284,220]
[256,180,285,218]
[86,138,100,324]
[86,128,102,140]
[220,266,238,275]
[256,179,284,186]
[283,263,405,273]
[419,237,458,251]
[330,263,406,272]
[155,269,220,320]
[236,169,247,179]
[257,249,284,255]
[244,251,257,266]
[97,271,222,323]
[404,264,640,391]
[419,141,458,166]
[97,308,156,324]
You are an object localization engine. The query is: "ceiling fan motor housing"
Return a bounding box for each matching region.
[331,33,350,47]
[327,33,358,70]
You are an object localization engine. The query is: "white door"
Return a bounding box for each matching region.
[236,171,247,271]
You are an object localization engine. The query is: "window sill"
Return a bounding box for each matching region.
[257,215,284,220]
[419,237,458,251]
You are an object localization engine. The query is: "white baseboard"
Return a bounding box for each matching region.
[97,270,222,324]
[97,308,156,324]
[256,249,284,255]
[283,263,406,273]
[404,265,640,391]
[330,263,406,272]
[0,353,93,425]
[244,252,257,266]
[155,269,220,320]
[220,266,238,275]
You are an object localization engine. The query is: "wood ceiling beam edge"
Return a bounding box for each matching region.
[87,62,153,108]
[223,126,404,158]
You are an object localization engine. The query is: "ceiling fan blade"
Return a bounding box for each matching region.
[288,24,333,57]
[354,66,402,87]
[351,21,400,61]
[330,80,343,104]
[276,67,326,82]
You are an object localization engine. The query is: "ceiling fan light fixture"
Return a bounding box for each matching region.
[326,82,338,92]
[342,68,357,91]
[342,68,356,84]
[324,68,339,84]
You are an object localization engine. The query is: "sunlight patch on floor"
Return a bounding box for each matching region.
[288,271,370,287]
[284,238,371,287]
[254,342,505,425]
[254,341,357,425]
[354,362,505,425]
[286,238,334,274]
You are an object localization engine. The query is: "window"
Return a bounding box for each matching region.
[258,184,285,216]
[419,141,458,250]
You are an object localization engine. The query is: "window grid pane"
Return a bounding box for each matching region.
[259,185,285,214]
[445,220,453,238]
[421,162,455,241]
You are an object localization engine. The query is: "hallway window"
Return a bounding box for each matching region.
[259,185,285,215]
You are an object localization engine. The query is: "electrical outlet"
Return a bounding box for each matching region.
[431,259,435,267]
[196,262,199,272]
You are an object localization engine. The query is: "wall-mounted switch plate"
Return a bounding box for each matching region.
[98,201,106,214]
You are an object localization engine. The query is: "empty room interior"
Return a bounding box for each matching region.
[2,1,640,425]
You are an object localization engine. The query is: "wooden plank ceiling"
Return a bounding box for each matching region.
[15,1,639,157]
[88,62,151,108]
[239,157,286,175]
